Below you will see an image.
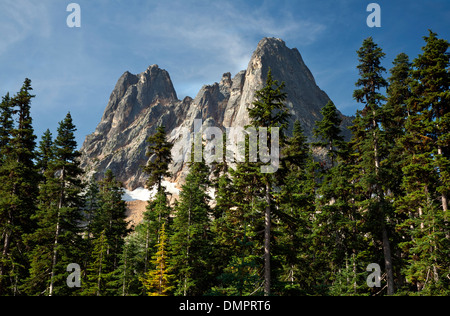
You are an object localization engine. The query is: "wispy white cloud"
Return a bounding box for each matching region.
[1,0,448,148]
[0,0,52,55]
[107,0,327,98]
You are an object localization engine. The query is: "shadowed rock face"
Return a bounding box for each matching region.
[80,38,353,190]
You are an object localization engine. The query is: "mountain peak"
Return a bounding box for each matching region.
[147,64,160,70]
[246,37,317,90]
[257,37,286,49]
[252,37,290,59]
[81,37,353,190]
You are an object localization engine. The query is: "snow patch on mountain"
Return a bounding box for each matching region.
[122,181,180,202]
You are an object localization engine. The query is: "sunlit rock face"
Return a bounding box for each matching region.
[80,38,353,190]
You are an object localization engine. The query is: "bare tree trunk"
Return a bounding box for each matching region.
[437,146,449,218]
[184,203,191,297]
[418,207,425,230]
[378,191,395,295]
[0,190,15,293]
[372,115,380,173]
[0,220,11,272]
[97,243,103,296]
[372,115,395,295]
[264,183,271,297]
[49,209,61,296]
[144,226,149,273]
[0,224,11,293]
[352,252,357,292]
[381,225,394,295]
[442,195,448,218]
[49,166,65,296]
[122,248,127,296]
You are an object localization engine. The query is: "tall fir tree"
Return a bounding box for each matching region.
[140,223,174,296]
[170,138,213,296]
[311,103,364,295]
[35,129,54,176]
[212,135,264,296]
[94,170,130,271]
[143,125,174,192]
[351,37,395,295]
[384,53,414,288]
[0,93,13,162]
[397,30,450,293]
[80,170,130,296]
[313,101,345,167]
[25,113,85,296]
[141,125,173,275]
[276,121,317,295]
[384,53,413,200]
[0,93,14,293]
[117,233,145,296]
[82,230,110,296]
[0,79,39,295]
[410,31,449,218]
[247,68,290,296]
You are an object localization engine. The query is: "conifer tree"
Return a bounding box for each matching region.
[0,79,39,295]
[210,149,234,285]
[276,121,316,294]
[143,125,174,192]
[94,170,130,270]
[79,170,130,295]
[398,30,450,293]
[384,53,413,201]
[384,53,412,138]
[212,135,263,296]
[36,129,54,176]
[82,230,109,296]
[140,223,174,296]
[0,93,13,162]
[313,101,345,167]
[25,113,85,296]
[410,31,449,218]
[0,93,14,292]
[116,234,144,296]
[352,37,395,295]
[142,125,173,273]
[83,178,100,250]
[383,53,414,288]
[311,104,363,294]
[211,132,233,220]
[247,68,290,296]
[170,139,212,296]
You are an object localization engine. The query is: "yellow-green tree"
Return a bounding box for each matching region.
[140,223,174,296]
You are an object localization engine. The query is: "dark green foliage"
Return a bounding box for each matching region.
[0,79,39,295]
[248,69,290,141]
[276,121,317,295]
[80,170,130,296]
[25,112,85,296]
[0,93,13,161]
[1,30,450,297]
[396,30,450,293]
[212,146,264,296]
[93,170,130,270]
[143,125,173,192]
[351,37,397,295]
[248,68,291,296]
[82,230,110,296]
[170,145,213,296]
[313,101,345,166]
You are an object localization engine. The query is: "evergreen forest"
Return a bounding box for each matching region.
[0,31,448,296]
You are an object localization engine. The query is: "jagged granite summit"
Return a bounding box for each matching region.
[80,37,353,190]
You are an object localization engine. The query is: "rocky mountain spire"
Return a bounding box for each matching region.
[80,38,352,190]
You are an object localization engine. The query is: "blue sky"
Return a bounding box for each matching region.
[0,0,449,147]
